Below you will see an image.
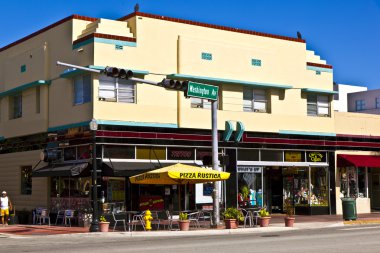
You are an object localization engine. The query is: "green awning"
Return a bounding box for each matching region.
[301,88,338,95]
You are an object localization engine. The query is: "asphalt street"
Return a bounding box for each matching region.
[1,225,380,253]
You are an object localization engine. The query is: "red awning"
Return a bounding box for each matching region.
[337,154,380,167]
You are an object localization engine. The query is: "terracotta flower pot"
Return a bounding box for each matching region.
[224,219,238,229]
[259,217,271,227]
[179,220,190,231]
[99,221,110,232]
[284,217,295,227]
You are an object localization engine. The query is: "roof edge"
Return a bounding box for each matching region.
[119,12,306,44]
[0,15,97,52]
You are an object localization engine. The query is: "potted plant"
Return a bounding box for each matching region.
[258,207,271,227]
[179,212,190,231]
[223,207,244,229]
[99,215,110,232]
[284,198,295,227]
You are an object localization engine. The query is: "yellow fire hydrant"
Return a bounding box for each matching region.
[144,210,153,231]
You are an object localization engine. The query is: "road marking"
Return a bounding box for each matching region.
[340,226,380,231]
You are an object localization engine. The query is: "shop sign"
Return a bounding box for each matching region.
[285,151,302,162]
[203,183,213,196]
[307,151,326,163]
[139,196,164,211]
[237,166,262,173]
[167,147,195,160]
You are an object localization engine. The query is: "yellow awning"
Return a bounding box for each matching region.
[129,163,230,185]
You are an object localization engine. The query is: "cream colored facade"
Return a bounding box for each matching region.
[0,12,380,212]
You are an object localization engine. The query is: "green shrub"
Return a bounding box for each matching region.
[258,207,270,217]
[223,207,244,222]
[179,212,188,221]
[99,215,107,222]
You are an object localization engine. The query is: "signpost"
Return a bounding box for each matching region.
[186,81,219,100]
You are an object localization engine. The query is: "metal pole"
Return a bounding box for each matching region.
[89,130,99,232]
[212,100,220,227]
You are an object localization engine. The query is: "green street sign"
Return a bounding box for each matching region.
[186,81,219,100]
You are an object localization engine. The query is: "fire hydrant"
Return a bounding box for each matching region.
[144,210,153,231]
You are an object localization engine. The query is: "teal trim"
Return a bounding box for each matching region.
[0,136,5,141]
[251,59,262,67]
[0,80,51,98]
[168,74,293,89]
[301,88,338,95]
[73,37,137,49]
[279,130,336,137]
[48,121,91,132]
[97,120,178,128]
[21,65,26,73]
[222,121,234,142]
[307,66,333,73]
[60,65,149,78]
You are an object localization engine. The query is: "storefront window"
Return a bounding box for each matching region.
[340,167,357,198]
[261,150,283,161]
[358,167,367,198]
[310,167,328,206]
[238,149,260,161]
[237,166,263,208]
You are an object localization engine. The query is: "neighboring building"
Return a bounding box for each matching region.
[347,89,380,115]
[333,83,367,112]
[1,11,380,222]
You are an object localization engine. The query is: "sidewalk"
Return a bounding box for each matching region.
[1,213,380,237]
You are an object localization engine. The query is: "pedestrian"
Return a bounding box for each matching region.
[0,191,12,226]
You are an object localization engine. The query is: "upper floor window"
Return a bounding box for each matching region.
[36,86,41,114]
[307,94,330,117]
[376,97,380,109]
[355,100,365,111]
[9,93,22,119]
[99,76,135,103]
[74,74,91,105]
[191,97,211,109]
[243,87,268,112]
[251,59,262,67]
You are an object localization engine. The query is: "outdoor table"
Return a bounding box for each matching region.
[244,207,260,226]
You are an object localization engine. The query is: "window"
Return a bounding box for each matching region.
[74,74,91,105]
[36,86,40,114]
[307,94,330,116]
[316,71,321,75]
[9,93,22,119]
[201,52,212,60]
[355,100,365,111]
[191,97,211,109]
[99,76,135,103]
[376,97,380,109]
[251,59,262,67]
[115,45,123,50]
[21,166,32,195]
[243,87,268,112]
[20,64,26,73]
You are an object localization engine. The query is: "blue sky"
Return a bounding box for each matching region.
[1,0,379,89]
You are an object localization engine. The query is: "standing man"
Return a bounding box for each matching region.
[0,191,12,226]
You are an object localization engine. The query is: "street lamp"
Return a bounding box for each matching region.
[89,118,99,232]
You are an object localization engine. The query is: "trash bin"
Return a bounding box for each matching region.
[341,198,357,221]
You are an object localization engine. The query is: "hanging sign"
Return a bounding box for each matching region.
[237,166,262,173]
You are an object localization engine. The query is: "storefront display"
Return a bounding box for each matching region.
[283,167,329,215]
[237,166,263,208]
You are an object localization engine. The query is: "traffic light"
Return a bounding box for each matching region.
[160,79,189,92]
[104,67,133,79]
[40,149,62,162]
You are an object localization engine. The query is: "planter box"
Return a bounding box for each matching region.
[99,222,110,232]
[259,217,271,227]
[284,217,295,227]
[179,220,190,231]
[224,219,238,229]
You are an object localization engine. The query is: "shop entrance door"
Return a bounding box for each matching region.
[268,168,283,213]
[370,172,380,210]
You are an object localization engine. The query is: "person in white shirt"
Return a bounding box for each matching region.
[0,191,12,226]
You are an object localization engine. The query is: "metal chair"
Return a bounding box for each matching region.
[188,211,201,228]
[33,207,43,224]
[112,211,126,231]
[55,210,65,225]
[165,210,179,230]
[241,208,254,228]
[64,209,75,227]
[131,211,146,231]
[37,209,51,226]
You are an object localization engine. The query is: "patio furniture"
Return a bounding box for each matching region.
[131,211,146,231]
[55,210,65,225]
[32,207,44,224]
[37,209,51,226]
[64,209,75,227]
[188,211,201,228]
[112,211,126,231]
[165,210,179,230]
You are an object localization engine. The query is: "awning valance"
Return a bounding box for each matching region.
[32,162,89,177]
[337,154,380,168]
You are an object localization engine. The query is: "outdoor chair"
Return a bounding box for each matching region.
[112,211,126,231]
[37,209,51,226]
[151,211,162,230]
[188,211,201,228]
[55,210,65,225]
[198,210,213,227]
[64,209,76,227]
[131,211,146,231]
[33,207,44,224]
[165,210,179,230]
